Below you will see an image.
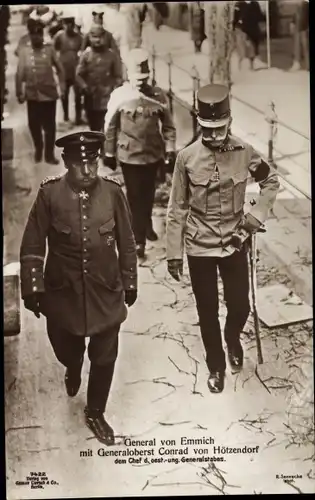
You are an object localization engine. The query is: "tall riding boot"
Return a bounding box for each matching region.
[85,362,116,445]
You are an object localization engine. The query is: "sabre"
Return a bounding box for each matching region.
[230,199,265,364]
[248,231,264,365]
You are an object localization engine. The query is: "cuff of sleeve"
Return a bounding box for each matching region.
[20,264,45,299]
[121,271,137,291]
[248,206,268,225]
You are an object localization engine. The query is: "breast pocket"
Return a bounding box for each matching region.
[187,173,210,215]
[232,172,248,214]
[52,220,72,239]
[99,218,116,248]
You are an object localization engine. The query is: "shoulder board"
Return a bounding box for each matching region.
[220,143,245,152]
[40,174,62,187]
[101,175,121,187]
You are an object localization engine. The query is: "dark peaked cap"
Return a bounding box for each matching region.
[197,84,231,128]
[55,131,105,162]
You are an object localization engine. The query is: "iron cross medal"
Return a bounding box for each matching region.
[79,190,89,201]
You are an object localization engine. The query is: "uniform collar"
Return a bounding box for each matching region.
[65,174,100,195]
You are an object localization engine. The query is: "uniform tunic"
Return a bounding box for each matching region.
[20,175,137,337]
[76,47,122,111]
[166,135,280,259]
[15,40,63,101]
[105,82,176,165]
[53,30,83,81]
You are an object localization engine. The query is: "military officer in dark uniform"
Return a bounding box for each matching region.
[104,48,176,259]
[166,84,280,393]
[20,131,138,444]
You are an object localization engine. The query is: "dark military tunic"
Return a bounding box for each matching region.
[20,175,137,337]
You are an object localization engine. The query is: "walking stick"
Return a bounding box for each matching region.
[248,232,264,364]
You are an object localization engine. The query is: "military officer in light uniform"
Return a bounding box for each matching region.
[104,48,176,258]
[166,84,280,393]
[15,18,65,164]
[20,131,138,444]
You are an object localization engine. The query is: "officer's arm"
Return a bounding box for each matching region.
[112,51,123,88]
[15,48,26,98]
[109,32,120,56]
[51,47,65,91]
[166,152,189,260]
[160,93,176,153]
[114,187,137,292]
[19,187,50,299]
[53,31,61,52]
[75,51,88,91]
[247,147,280,224]
[104,90,121,156]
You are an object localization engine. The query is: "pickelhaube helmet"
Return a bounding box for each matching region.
[197,84,231,128]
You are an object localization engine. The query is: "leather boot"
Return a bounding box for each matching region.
[207,371,225,393]
[227,341,244,371]
[84,407,115,445]
[65,356,84,397]
[85,362,116,444]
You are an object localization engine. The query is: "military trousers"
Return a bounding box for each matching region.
[187,248,250,373]
[27,100,57,160]
[120,161,160,246]
[61,78,82,123]
[46,319,119,413]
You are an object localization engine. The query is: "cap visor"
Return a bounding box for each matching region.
[197,116,230,128]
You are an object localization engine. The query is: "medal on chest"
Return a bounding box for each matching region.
[210,164,220,182]
[78,190,89,201]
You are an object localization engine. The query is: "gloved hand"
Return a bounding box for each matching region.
[239,213,262,234]
[103,155,117,171]
[125,289,137,307]
[167,259,183,282]
[165,151,176,172]
[24,292,43,318]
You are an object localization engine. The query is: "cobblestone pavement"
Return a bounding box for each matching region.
[4,10,314,499]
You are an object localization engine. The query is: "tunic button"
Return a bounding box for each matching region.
[82,205,86,209]
[32,277,36,282]
[84,270,88,274]
[83,215,87,220]
[32,268,36,272]
[130,285,134,289]
[83,237,87,241]
[33,286,38,291]
[83,227,88,232]
[83,259,87,263]
[83,248,87,252]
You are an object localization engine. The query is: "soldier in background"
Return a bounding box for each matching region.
[76,24,123,163]
[81,6,120,55]
[104,49,176,259]
[233,0,266,71]
[15,18,65,164]
[53,15,83,125]
[19,131,138,445]
[290,0,309,71]
[166,84,279,393]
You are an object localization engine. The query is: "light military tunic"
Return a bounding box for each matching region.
[166,135,280,259]
[15,40,64,101]
[104,82,176,165]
